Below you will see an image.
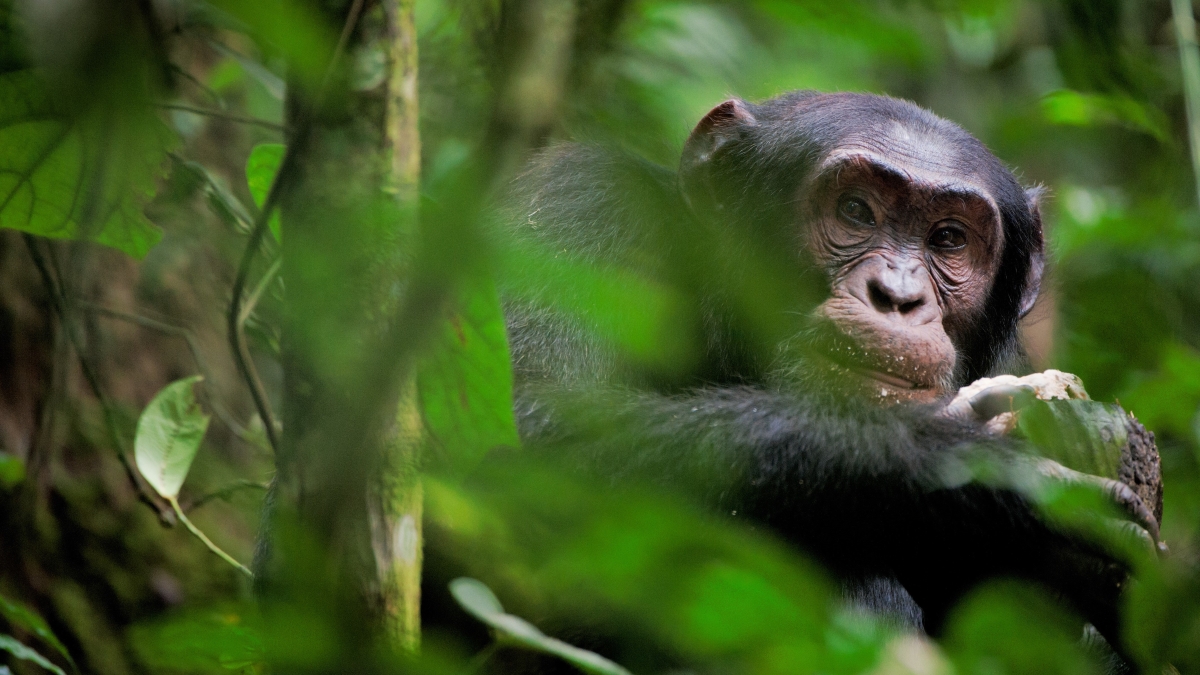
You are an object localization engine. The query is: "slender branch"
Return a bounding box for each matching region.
[27,312,68,485]
[77,301,261,446]
[321,0,367,97]
[239,257,281,326]
[170,152,256,233]
[182,480,270,512]
[170,497,254,577]
[22,235,174,523]
[169,63,227,107]
[157,103,285,132]
[226,0,367,457]
[228,162,290,455]
[1173,0,1200,208]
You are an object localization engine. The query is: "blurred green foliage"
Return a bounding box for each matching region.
[3,0,1200,674]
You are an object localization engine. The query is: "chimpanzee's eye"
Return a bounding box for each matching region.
[929,222,968,250]
[837,196,875,227]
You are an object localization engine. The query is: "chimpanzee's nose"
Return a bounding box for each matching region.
[855,256,939,324]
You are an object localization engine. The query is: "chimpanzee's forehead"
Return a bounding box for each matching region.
[837,119,986,181]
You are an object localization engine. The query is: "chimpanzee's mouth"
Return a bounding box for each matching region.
[847,366,920,390]
[796,322,942,393]
[814,352,933,391]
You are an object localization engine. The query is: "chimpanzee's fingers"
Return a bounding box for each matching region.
[967,383,1036,420]
[1100,477,1161,545]
[942,383,1034,424]
[1100,518,1157,559]
[1036,458,1161,545]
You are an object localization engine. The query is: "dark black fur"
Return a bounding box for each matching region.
[498,92,1128,659]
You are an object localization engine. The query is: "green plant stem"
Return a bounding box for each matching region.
[157,103,285,132]
[22,235,174,523]
[465,643,501,675]
[183,480,270,511]
[78,301,256,445]
[169,497,253,578]
[239,256,282,326]
[1172,0,1200,208]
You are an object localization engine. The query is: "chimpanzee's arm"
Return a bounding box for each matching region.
[515,383,1128,641]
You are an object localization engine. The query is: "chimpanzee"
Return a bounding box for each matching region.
[498,92,1155,661]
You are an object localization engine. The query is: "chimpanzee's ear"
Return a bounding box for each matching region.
[679,98,756,212]
[1018,187,1046,319]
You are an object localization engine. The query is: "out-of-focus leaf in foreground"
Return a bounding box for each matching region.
[943,582,1099,675]
[129,605,263,674]
[0,635,65,675]
[0,70,168,257]
[0,595,73,671]
[134,375,210,501]
[451,578,633,675]
[1041,90,1171,143]
[419,278,519,471]
[1126,556,1200,672]
[427,467,889,675]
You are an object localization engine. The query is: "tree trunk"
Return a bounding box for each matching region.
[266,0,425,663]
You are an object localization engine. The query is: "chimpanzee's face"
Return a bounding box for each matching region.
[799,130,1005,403]
[679,96,1043,400]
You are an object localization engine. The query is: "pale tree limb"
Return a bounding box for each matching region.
[1172,0,1200,208]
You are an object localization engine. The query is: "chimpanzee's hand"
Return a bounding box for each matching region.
[941,370,1165,554]
[941,370,1089,434]
[1032,456,1162,553]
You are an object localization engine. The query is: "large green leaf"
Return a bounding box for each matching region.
[129,605,264,674]
[419,278,519,470]
[1016,399,1127,480]
[134,376,211,500]
[0,452,22,489]
[450,578,632,675]
[0,595,72,670]
[0,635,65,675]
[0,70,168,258]
[245,143,284,242]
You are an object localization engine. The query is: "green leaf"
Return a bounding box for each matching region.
[449,578,632,675]
[246,143,284,242]
[0,70,168,258]
[134,376,211,500]
[0,452,23,489]
[1041,90,1171,143]
[0,635,65,675]
[1016,399,1127,479]
[129,605,263,674]
[419,278,519,471]
[208,0,336,87]
[0,595,73,670]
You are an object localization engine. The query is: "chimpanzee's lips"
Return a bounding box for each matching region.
[814,351,933,391]
[847,366,920,390]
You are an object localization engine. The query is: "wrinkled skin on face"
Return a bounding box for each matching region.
[799,131,1005,403]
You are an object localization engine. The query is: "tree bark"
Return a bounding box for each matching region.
[267,0,425,663]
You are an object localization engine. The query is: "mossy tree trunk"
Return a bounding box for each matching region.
[267,0,425,661]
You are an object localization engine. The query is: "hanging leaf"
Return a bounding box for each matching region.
[450,578,632,675]
[0,595,73,670]
[419,278,520,471]
[134,376,211,500]
[0,635,65,675]
[246,143,285,242]
[0,70,170,258]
